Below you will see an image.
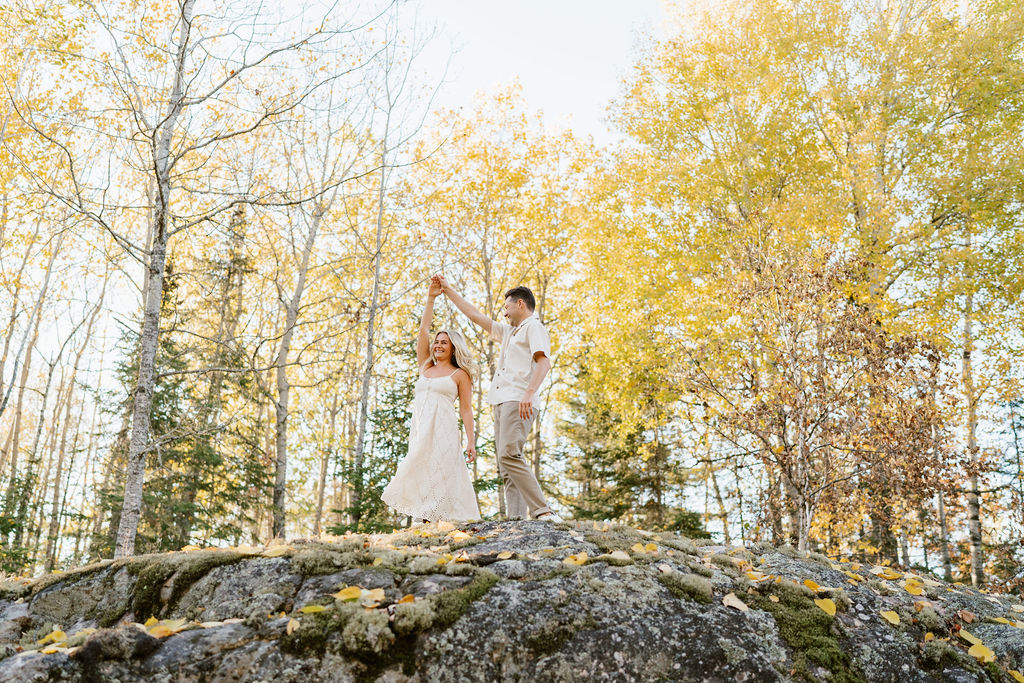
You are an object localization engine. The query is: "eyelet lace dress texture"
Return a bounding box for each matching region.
[381,371,480,521]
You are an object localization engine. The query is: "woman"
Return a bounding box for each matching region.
[381,279,481,523]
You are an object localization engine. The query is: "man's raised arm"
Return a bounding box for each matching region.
[433,275,493,334]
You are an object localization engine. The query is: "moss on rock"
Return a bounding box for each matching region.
[748,590,864,683]
[658,571,713,604]
[127,550,245,620]
[429,569,498,629]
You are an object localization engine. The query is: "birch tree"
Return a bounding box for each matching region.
[11,0,386,557]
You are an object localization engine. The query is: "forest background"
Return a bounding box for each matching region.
[1,0,1023,590]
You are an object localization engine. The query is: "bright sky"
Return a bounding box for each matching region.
[412,0,667,144]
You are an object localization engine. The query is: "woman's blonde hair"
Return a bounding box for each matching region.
[431,329,479,383]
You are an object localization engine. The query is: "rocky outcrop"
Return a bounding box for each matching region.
[0,521,1022,682]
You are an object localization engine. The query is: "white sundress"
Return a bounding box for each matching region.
[381,367,480,521]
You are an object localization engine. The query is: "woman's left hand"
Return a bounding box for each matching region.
[465,445,476,463]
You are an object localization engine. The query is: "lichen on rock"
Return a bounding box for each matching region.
[0,520,1020,682]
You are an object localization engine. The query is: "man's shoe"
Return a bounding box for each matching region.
[535,512,564,523]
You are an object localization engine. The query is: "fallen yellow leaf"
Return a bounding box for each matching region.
[398,594,416,604]
[608,550,631,562]
[40,645,64,654]
[769,595,780,603]
[162,619,188,633]
[36,629,66,645]
[372,557,384,566]
[993,617,1013,625]
[148,625,174,638]
[262,546,291,558]
[722,592,749,612]
[630,543,646,554]
[364,588,386,603]
[180,545,202,552]
[143,617,158,627]
[333,586,362,601]
[298,605,327,614]
[803,579,821,592]
[924,632,934,642]
[645,543,657,552]
[745,570,768,581]
[286,618,299,635]
[496,551,514,560]
[814,598,836,616]
[1009,670,1024,683]
[902,582,924,596]
[959,629,981,646]
[447,530,472,543]
[563,552,588,566]
[967,643,995,663]
[880,610,900,626]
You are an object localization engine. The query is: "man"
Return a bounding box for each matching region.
[432,275,562,522]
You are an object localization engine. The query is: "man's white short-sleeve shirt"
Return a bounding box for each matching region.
[487,314,551,406]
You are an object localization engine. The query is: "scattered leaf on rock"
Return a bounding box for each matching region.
[563,552,588,566]
[143,617,159,627]
[372,557,384,567]
[447,530,472,543]
[37,629,66,646]
[924,632,934,642]
[814,598,836,616]
[871,566,902,580]
[496,551,514,560]
[299,605,327,614]
[286,618,299,635]
[958,629,981,646]
[967,643,995,663]
[334,586,362,601]
[902,582,924,596]
[262,546,291,558]
[148,625,174,638]
[398,594,416,604]
[722,592,749,612]
[1009,670,1024,683]
[803,579,820,592]
[957,610,976,623]
[880,610,900,626]
[769,595,780,603]
[608,550,631,562]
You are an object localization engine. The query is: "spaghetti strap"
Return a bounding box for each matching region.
[447,368,460,377]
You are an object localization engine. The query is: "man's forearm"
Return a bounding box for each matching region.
[444,286,491,330]
[524,357,551,396]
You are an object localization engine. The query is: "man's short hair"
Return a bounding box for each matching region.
[504,286,536,311]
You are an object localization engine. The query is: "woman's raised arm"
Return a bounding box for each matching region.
[416,279,442,366]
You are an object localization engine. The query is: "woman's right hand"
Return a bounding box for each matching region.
[428,277,443,298]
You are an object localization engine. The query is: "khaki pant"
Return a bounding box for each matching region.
[493,401,552,519]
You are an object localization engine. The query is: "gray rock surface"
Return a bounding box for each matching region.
[0,521,1021,682]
